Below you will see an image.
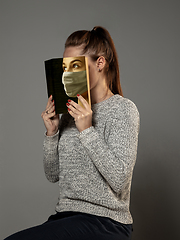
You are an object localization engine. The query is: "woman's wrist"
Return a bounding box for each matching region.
[46,130,58,136]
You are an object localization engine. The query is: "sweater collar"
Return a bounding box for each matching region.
[91,94,120,112]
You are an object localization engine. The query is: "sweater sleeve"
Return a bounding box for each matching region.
[43,130,60,183]
[78,100,140,193]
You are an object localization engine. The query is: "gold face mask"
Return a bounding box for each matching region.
[62,56,87,97]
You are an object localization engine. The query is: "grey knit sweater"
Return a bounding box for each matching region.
[43,94,140,224]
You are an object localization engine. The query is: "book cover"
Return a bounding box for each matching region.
[44,56,91,114]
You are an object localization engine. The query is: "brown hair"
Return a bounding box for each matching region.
[65,26,123,96]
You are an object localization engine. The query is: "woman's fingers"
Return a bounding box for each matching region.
[66,95,93,132]
[41,105,54,118]
[41,111,55,123]
[45,98,55,114]
[67,100,83,115]
[46,95,53,108]
[77,94,91,110]
[67,107,77,120]
[41,95,55,121]
[67,95,90,114]
[46,104,55,114]
[41,95,59,136]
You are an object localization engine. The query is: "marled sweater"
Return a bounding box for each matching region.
[43,94,140,224]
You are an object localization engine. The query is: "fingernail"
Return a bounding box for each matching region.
[66,103,70,106]
[68,99,71,102]
[77,94,80,97]
[68,108,71,111]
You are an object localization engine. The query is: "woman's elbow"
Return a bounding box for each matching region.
[45,173,59,183]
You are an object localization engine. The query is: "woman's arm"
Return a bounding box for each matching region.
[78,100,140,194]
[41,95,60,183]
[67,95,139,193]
[43,131,60,183]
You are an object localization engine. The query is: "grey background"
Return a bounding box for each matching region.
[0,0,180,239]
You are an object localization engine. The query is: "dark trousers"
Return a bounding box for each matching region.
[4,212,133,240]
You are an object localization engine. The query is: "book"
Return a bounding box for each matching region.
[44,56,91,114]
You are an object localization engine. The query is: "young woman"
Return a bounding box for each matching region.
[5,26,140,240]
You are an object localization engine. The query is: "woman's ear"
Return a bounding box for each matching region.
[96,56,106,71]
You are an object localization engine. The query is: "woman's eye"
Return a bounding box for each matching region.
[73,64,79,69]
[63,66,67,71]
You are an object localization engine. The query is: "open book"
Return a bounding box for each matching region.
[44,56,91,114]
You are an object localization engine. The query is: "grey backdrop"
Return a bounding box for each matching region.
[1,0,180,239]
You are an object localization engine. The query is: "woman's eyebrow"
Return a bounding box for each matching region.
[70,59,82,64]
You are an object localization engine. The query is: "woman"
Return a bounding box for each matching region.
[5,26,139,240]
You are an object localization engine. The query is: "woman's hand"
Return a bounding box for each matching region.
[67,94,92,132]
[41,95,59,136]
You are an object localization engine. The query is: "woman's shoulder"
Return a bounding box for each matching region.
[107,94,139,117]
[110,95,140,133]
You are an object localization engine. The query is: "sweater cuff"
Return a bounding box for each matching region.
[44,130,59,145]
[78,126,99,145]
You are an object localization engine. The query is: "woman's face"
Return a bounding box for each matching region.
[63,46,98,90]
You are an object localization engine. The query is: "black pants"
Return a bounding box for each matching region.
[4,212,133,240]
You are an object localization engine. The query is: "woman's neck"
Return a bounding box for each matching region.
[90,84,114,104]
